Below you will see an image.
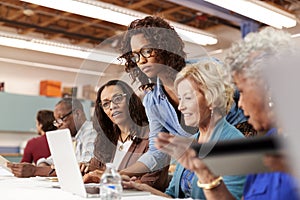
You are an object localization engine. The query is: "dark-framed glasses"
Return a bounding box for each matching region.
[100,93,127,110]
[130,47,154,63]
[53,110,73,127]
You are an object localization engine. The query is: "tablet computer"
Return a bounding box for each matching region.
[191,136,282,176]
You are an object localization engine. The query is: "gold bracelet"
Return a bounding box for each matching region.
[197,176,223,190]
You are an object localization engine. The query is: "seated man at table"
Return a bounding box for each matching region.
[7,98,97,177]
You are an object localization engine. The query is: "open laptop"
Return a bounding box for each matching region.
[46,129,150,198]
[46,129,99,198]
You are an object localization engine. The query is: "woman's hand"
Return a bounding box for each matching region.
[7,162,36,178]
[155,132,194,161]
[79,162,90,175]
[121,175,138,189]
[83,169,103,183]
[155,133,217,183]
[122,174,171,198]
[263,153,291,173]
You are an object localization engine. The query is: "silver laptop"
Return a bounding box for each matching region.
[46,129,99,198]
[46,129,150,198]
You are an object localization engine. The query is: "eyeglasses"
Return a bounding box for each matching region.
[53,110,73,127]
[100,93,127,110]
[130,47,154,63]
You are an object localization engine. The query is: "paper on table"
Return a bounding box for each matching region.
[0,166,13,176]
[0,155,13,176]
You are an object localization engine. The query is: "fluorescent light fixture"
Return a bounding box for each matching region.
[21,0,217,45]
[292,33,300,38]
[0,57,104,76]
[0,31,120,64]
[204,0,297,29]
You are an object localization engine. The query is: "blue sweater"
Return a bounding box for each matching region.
[165,118,246,199]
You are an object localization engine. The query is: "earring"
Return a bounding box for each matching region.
[211,109,214,118]
[268,96,274,108]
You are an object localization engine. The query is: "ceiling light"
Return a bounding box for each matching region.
[0,57,104,76]
[20,0,217,45]
[204,0,297,29]
[0,31,120,64]
[291,33,300,38]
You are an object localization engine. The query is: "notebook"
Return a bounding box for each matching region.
[191,136,282,176]
[46,129,150,198]
[0,155,13,177]
[46,129,99,198]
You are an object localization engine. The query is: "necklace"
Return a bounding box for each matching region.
[118,134,130,151]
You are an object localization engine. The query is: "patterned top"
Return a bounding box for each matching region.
[180,169,195,198]
[74,120,97,162]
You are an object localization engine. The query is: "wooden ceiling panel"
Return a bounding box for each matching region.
[0,0,298,48]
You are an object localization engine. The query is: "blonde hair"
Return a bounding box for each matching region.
[175,59,234,115]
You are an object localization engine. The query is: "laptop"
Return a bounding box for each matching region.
[46,129,99,198]
[191,136,282,176]
[46,129,150,198]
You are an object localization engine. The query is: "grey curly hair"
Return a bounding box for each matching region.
[225,27,292,80]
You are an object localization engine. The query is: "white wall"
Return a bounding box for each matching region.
[0,45,128,150]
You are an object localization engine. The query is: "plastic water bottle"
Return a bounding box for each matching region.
[100,163,123,200]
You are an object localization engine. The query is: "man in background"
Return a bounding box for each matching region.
[7,98,97,177]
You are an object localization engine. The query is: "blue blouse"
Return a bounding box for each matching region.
[244,128,300,200]
[138,78,192,171]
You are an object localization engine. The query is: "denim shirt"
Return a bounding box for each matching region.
[138,78,192,171]
[226,89,248,126]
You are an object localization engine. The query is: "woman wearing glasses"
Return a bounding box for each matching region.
[123,60,245,199]
[119,16,195,175]
[82,80,169,191]
[119,16,251,176]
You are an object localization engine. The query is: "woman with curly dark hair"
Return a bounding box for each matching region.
[82,80,169,191]
[119,16,195,174]
[119,16,255,175]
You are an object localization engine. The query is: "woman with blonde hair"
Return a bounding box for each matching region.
[125,60,246,199]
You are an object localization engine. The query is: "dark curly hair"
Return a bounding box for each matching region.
[93,80,148,162]
[119,16,186,90]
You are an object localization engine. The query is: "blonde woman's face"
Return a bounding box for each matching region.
[177,78,211,128]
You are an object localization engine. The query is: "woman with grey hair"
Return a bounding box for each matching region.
[124,60,246,199]
[156,27,299,199]
[225,27,299,200]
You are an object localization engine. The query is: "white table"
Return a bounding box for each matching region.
[0,176,167,200]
